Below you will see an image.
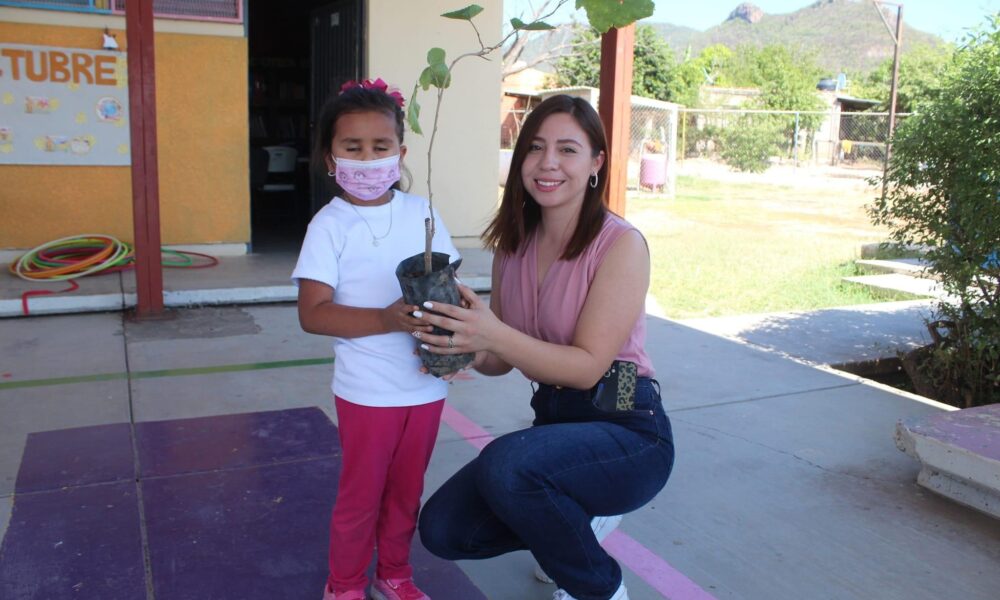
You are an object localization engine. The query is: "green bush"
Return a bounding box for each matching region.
[869,15,1000,407]
[719,115,784,173]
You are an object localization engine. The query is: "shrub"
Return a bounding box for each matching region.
[719,115,784,173]
[869,15,1000,407]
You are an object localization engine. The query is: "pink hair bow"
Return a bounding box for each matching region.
[340,78,405,109]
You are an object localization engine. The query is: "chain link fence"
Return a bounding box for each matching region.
[502,96,907,194]
[627,97,680,197]
[500,91,681,196]
[677,108,911,172]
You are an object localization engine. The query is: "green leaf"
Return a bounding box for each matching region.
[441,4,483,21]
[510,17,555,31]
[407,84,423,135]
[420,48,450,90]
[576,0,654,33]
[427,47,446,66]
[428,62,452,89]
[419,66,433,91]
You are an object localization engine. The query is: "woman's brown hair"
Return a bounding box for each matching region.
[482,94,608,259]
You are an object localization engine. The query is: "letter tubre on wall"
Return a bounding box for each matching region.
[0,43,130,166]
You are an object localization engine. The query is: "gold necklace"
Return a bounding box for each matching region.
[348,191,393,246]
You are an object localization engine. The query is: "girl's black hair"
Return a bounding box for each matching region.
[311,84,408,197]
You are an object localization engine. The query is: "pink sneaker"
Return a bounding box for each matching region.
[322,584,367,600]
[370,577,430,600]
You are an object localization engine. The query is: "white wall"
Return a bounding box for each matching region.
[368,0,502,247]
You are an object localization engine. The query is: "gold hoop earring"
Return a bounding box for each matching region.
[589,173,598,189]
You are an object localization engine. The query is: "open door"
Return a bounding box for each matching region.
[309,0,364,216]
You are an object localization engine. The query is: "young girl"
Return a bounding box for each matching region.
[292,78,458,600]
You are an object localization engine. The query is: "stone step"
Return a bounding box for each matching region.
[895,404,1000,520]
[842,273,948,299]
[855,258,933,277]
[860,242,931,259]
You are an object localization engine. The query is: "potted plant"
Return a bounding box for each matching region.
[398,0,655,376]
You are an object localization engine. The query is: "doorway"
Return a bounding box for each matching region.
[247,0,363,252]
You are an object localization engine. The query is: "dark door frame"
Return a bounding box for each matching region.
[309,0,365,217]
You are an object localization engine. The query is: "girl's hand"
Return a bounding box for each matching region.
[412,285,500,355]
[383,297,433,335]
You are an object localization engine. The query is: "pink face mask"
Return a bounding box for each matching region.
[333,154,401,202]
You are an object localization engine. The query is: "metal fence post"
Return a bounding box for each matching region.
[793,112,800,166]
[680,113,687,163]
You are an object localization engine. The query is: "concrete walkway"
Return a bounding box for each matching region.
[1,251,999,599]
[678,299,937,367]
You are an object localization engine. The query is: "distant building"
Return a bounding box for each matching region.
[697,86,762,109]
[500,64,549,149]
[815,91,883,165]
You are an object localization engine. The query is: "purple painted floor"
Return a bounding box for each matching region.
[0,408,485,600]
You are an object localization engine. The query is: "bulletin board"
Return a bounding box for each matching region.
[0,43,131,166]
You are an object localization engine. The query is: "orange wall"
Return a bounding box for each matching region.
[0,22,249,249]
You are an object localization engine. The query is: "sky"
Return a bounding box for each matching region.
[505,0,1000,42]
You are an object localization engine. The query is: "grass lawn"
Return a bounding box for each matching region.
[629,175,908,320]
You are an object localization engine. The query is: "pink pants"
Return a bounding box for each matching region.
[327,396,445,592]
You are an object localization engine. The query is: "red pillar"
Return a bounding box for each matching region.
[598,25,634,218]
[125,0,164,316]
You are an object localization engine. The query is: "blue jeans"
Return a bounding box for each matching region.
[419,378,674,600]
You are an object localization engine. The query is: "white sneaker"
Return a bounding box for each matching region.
[552,582,627,600]
[591,514,624,543]
[533,515,624,583]
[534,563,556,584]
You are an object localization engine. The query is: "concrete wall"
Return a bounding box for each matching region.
[368,0,502,247]
[0,8,248,250]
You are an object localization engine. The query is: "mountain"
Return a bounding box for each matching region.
[649,0,943,73]
[517,0,944,76]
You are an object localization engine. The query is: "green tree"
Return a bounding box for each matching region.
[554,24,676,100]
[856,43,955,113]
[669,44,733,107]
[726,45,826,115]
[868,15,1000,407]
[709,45,825,170]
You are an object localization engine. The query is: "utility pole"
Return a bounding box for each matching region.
[872,1,904,184]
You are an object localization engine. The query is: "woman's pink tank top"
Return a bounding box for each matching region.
[498,213,654,378]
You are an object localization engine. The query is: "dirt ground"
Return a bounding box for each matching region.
[674,157,882,192]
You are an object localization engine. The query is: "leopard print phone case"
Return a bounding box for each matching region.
[592,360,638,412]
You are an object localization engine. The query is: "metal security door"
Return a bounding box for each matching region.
[310,0,364,215]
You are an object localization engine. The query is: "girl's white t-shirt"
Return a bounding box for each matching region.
[291,190,460,407]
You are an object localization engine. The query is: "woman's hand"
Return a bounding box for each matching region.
[418,350,488,381]
[412,285,501,355]
[382,297,433,335]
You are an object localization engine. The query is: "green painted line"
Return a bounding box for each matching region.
[0,356,335,391]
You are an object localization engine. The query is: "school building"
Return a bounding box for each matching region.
[0,0,502,256]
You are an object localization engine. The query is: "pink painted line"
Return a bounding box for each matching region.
[440,401,494,451]
[604,530,717,600]
[439,400,718,600]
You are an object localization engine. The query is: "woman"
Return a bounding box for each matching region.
[412,94,675,600]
